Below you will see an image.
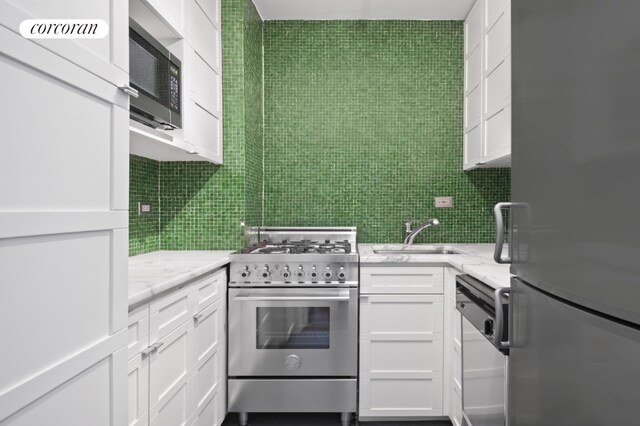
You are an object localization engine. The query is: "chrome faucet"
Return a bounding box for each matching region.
[403,219,441,245]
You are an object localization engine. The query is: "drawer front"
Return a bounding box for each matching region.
[128,304,150,360]
[359,373,443,418]
[190,268,226,314]
[361,266,444,294]
[360,337,444,374]
[150,285,194,343]
[360,294,444,337]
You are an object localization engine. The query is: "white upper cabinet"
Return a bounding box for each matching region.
[128,0,223,164]
[463,0,511,170]
[0,0,128,86]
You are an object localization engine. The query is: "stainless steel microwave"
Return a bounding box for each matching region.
[129,19,181,130]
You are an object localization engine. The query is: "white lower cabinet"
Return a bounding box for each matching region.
[359,267,445,420]
[444,268,463,426]
[128,268,227,426]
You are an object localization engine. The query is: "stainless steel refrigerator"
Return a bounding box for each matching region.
[501,1,640,424]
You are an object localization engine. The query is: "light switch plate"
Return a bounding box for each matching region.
[435,197,453,208]
[138,202,152,215]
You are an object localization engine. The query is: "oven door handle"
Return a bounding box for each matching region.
[233,296,351,302]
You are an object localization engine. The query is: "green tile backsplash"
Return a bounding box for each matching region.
[129,16,511,255]
[263,21,510,243]
[129,155,160,256]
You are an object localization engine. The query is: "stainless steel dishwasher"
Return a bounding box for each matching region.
[456,274,509,426]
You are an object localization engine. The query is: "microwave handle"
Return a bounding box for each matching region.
[120,85,139,98]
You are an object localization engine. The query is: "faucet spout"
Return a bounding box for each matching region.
[403,219,440,245]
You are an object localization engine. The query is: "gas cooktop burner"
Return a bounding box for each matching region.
[246,239,353,255]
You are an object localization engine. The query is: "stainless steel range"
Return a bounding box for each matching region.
[228,227,359,426]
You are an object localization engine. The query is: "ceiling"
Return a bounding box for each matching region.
[253,0,475,21]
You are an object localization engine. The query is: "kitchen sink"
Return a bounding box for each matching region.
[372,246,462,255]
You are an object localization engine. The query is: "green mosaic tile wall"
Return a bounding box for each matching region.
[263,21,511,243]
[129,155,160,256]
[128,0,264,255]
[243,0,264,226]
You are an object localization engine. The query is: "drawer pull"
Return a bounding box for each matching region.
[194,313,204,323]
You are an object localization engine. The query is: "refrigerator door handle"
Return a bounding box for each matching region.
[493,202,513,264]
[494,287,511,349]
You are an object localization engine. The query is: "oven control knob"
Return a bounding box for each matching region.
[285,355,301,372]
[310,266,318,279]
[240,266,250,278]
[262,266,270,278]
[324,267,332,279]
[282,266,291,279]
[297,266,305,278]
[338,267,346,280]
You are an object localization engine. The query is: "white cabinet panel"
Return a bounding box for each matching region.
[361,266,444,294]
[485,0,509,31]
[147,0,185,34]
[190,48,222,116]
[359,291,444,419]
[195,0,220,28]
[0,231,121,396]
[463,0,511,170]
[484,104,511,161]
[464,125,483,169]
[464,0,482,56]
[484,57,511,117]
[360,294,444,337]
[465,48,482,94]
[149,321,192,415]
[128,354,150,426]
[129,305,151,360]
[188,300,222,368]
[150,382,188,426]
[1,346,126,425]
[359,375,443,418]
[188,0,220,71]
[150,284,195,343]
[186,391,222,426]
[0,52,127,212]
[191,269,226,314]
[484,6,511,74]
[360,334,443,375]
[0,0,128,84]
[184,100,222,163]
[464,85,482,131]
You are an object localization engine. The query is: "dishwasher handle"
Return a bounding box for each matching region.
[494,287,511,350]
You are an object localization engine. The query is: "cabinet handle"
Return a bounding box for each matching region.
[152,342,164,351]
[141,346,155,357]
[194,313,204,323]
[475,162,487,166]
[119,85,139,98]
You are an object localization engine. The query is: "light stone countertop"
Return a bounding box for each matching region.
[358,243,511,289]
[128,250,234,307]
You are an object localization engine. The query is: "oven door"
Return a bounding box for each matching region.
[229,287,358,377]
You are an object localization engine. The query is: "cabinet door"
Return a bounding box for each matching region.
[128,353,150,426]
[149,320,194,426]
[361,266,444,294]
[0,0,128,86]
[359,294,444,418]
[186,299,225,424]
[0,347,127,426]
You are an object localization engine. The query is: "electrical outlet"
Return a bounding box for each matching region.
[435,197,453,208]
[138,202,152,215]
